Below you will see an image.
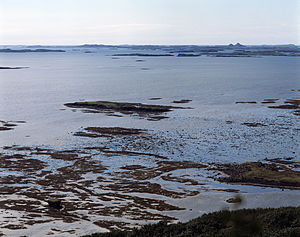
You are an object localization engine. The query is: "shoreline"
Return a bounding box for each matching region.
[1,192,300,236]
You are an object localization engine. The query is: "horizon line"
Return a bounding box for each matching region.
[0,43,299,47]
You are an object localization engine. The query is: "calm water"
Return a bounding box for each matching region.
[0,48,300,236]
[0,49,299,163]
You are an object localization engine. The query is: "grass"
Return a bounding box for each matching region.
[65,101,184,113]
[82,206,300,237]
[218,162,300,188]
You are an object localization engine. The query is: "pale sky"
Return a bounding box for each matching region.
[0,0,299,45]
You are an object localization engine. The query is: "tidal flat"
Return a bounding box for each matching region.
[0,45,299,236]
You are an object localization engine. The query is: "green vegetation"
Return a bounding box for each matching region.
[217,162,300,189]
[65,101,185,113]
[82,206,300,237]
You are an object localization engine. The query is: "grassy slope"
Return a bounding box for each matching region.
[83,207,300,237]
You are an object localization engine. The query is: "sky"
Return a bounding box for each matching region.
[0,0,299,45]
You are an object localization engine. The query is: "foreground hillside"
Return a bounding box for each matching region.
[84,206,300,237]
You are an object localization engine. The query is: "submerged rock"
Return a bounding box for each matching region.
[172,99,192,104]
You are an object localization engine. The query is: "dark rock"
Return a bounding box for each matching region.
[47,199,63,209]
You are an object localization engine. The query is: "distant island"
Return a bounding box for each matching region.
[0,44,299,57]
[112,53,174,57]
[0,66,28,69]
[80,43,300,57]
[0,48,65,53]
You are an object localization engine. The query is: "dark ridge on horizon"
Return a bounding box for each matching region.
[0,43,298,47]
[1,44,299,57]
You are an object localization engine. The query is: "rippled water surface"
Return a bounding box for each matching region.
[0,50,299,162]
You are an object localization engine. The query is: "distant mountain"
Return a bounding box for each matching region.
[228,43,245,47]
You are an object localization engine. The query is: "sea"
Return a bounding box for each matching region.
[0,46,299,162]
[0,45,299,236]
